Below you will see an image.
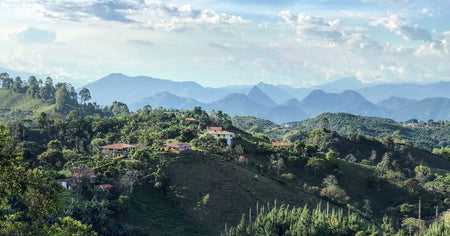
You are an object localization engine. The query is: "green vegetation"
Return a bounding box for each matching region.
[224,203,450,235]
[233,112,450,149]
[1,75,449,235]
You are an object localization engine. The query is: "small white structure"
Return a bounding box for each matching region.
[210,131,234,146]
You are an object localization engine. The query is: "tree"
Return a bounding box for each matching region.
[12,76,24,93]
[180,127,196,142]
[369,150,377,165]
[121,170,141,194]
[79,88,91,104]
[0,72,9,87]
[323,175,338,187]
[39,77,56,101]
[26,84,40,98]
[49,217,97,235]
[0,125,59,233]
[55,84,72,113]
[319,117,330,130]
[274,157,285,176]
[345,153,357,163]
[28,76,38,87]
[2,77,13,89]
[294,139,306,157]
[325,149,338,162]
[109,101,129,115]
[35,112,48,131]
[48,139,63,151]
[142,104,152,112]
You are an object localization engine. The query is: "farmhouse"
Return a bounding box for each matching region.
[164,142,192,154]
[101,143,137,157]
[210,131,234,146]
[206,126,222,133]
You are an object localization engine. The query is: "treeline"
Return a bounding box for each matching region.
[0,72,92,113]
[223,203,450,235]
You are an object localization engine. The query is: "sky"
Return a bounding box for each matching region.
[0,0,449,88]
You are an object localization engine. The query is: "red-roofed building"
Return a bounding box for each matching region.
[163,142,191,154]
[100,184,113,189]
[206,126,222,132]
[185,118,196,121]
[210,131,234,146]
[271,141,292,147]
[101,143,137,157]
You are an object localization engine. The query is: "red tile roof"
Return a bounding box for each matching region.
[271,141,292,147]
[207,126,222,131]
[100,184,113,189]
[185,118,196,121]
[101,143,137,149]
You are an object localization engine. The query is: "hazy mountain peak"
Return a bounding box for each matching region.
[247,86,277,107]
[282,98,301,107]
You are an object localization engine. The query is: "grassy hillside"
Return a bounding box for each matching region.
[163,152,328,235]
[117,184,207,235]
[0,89,54,123]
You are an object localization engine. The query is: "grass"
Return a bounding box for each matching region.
[165,151,327,235]
[0,89,54,124]
[117,184,207,235]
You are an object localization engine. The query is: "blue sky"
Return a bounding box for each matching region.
[0,0,449,87]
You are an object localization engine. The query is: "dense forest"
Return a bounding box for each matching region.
[232,113,450,149]
[1,73,450,235]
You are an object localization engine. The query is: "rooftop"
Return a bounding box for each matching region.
[212,131,234,135]
[100,184,113,189]
[164,142,192,148]
[207,126,222,131]
[101,143,137,149]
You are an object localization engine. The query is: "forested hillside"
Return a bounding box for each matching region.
[0,98,449,235]
[1,74,450,235]
[233,113,450,149]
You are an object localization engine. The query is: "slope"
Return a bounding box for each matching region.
[165,152,329,235]
[0,89,55,123]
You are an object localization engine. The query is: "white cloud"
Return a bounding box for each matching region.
[14,27,56,44]
[122,1,247,31]
[279,10,380,50]
[372,14,432,41]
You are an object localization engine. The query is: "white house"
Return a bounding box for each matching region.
[210,131,234,145]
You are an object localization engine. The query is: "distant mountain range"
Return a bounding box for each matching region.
[80,73,450,123]
[3,68,449,123]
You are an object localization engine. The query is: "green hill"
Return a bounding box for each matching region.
[0,89,55,123]
[292,113,450,148]
[163,152,326,235]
